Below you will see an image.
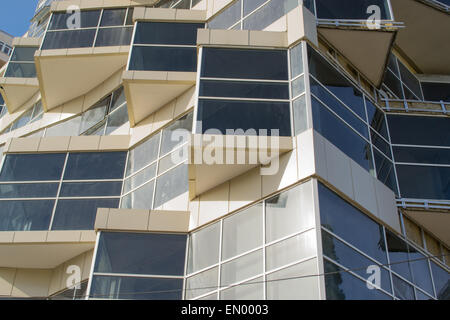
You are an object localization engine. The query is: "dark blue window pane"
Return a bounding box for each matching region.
[383,70,404,99]
[242,0,298,31]
[208,0,241,29]
[365,98,389,140]
[392,274,415,300]
[129,46,197,72]
[42,29,96,49]
[408,247,434,295]
[10,47,37,61]
[100,8,126,27]
[201,48,288,80]
[0,154,66,181]
[322,230,391,293]
[243,0,266,15]
[394,146,450,165]
[315,0,391,20]
[154,164,188,208]
[373,149,398,195]
[197,99,291,136]
[94,27,133,47]
[430,261,450,300]
[422,82,450,103]
[64,152,126,180]
[307,46,366,119]
[398,62,423,100]
[371,129,392,159]
[49,10,101,30]
[0,183,59,198]
[310,77,368,139]
[312,97,372,171]
[134,22,204,45]
[396,165,450,200]
[199,80,289,100]
[4,63,36,78]
[0,200,54,231]
[324,260,391,300]
[318,183,388,264]
[59,182,123,197]
[94,232,187,275]
[387,115,450,147]
[90,276,183,300]
[385,230,413,282]
[51,198,119,230]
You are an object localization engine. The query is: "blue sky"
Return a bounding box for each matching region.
[0,1,37,37]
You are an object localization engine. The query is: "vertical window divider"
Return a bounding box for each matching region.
[48,152,69,231]
[92,9,104,48]
[217,219,223,297]
[382,226,395,297]
[85,230,102,300]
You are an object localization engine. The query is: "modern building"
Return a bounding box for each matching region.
[0,0,448,300]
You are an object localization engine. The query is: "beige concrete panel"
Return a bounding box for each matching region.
[46,231,82,243]
[68,136,101,151]
[188,198,200,230]
[13,231,48,243]
[79,0,103,9]
[38,136,71,152]
[148,210,190,233]
[296,130,316,180]
[0,268,16,296]
[11,269,52,298]
[106,209,150,231]
[109,122,131,135]
[287,6,318,47]
[160,192,189,211]
[374,180,401,234]
[82,250,94,279]
[350,161,379,218]
[98,135,131,151]
[210,29,249,46]
[48,264,64,296]
[197,29,210,45]
[174,86,196,118]
[175,9,207,21]
[7,137,41,153]
[198,182,230,226]
[323,140,354,200]
[80,231,97,242]
[264,15,287,32]
[249,31,287,47]
[145,8,176,20]
[133,6,146,20]
[229,167,262,212]
[262,151,298,197]
[0,232,14,243]
[129,113,154,147]
[152,101,175,131]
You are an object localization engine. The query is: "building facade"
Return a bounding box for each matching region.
[0,30,13,69]
[0,0,448,300]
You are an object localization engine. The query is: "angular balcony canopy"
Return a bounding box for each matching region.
[123,70,196,126]
[35,46,129,111]
[391,0,450,74]
[0,230,95,269]
[0,78,39,113]
[404,209,450,246]
[318,27,397,87]
[188,134,294,200]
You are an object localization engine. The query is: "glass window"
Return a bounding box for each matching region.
[90,275,183,300]
[312,97,373,171]
[100,8,126,26]
[187,222,221,274]
[123,164,157,194]
[220,250,263,286]
[265,182,315,243]
[243,0,298,30]
[365,98,389,141]
[64,152,126,180]
[293,94,308,135]
[387,115,450,147]
[385,230,413,282]
[421,82,450,103]
[222,204,263,260]
[59,182,122,197]
[5,63,37,78]
[199,80,289,100]
[186,267,218,299]
[94,232,187,275]
[220,277,264,300]
[51,198,119,230]
[126,133,160,177]
[121,180,154,210]
[0,200,55,231]
[393,146,450,165]
[373,149,398,194]
[396,165,450,200]
[10,47,37,61]
[154,164,188,208]
[42,29,97,50]
[105,104,128,135]
[160,113,193,156]
[314,0,392,20]
[398,62,422,100]
[48,10,101,30]
[408,246,434,295]
[430,261,450,300]
[290,42,303,78]
[0,154,66,181]
[134,22,204,45]
[324,260,391,300]
[392,274,415,300]
[197,99,291,136]
[371,129,392,159]
[0,183,59,198]
[318,183,388,264]
[292,75,305,98]
[208,0,241,29]
[129,46,197,72]
[201,48,288,80]
[94,27,133,47]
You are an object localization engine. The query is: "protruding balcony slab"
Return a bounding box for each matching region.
[123,70,196,126]
[391,0,450,74]
[403,209,450,246]
[318,27,397,87]
[0,230,96,269]
[35,46,129,111]
[188,134,294,200]
[0,78,39,113]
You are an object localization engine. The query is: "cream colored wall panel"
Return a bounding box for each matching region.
[46,231,82,243]
[0,268,16,296]
[94,208,110,230]
[323,140,354,200]
[198,182,230,226]
[129,113,154,147]
[159,192,189,211]
[229,167,262,212]
[210,29,249,46]
[173,86,196,118]
[80,231,97,242]
[48,264,64,296]
[296,130,317,180]
[68,136,101,151]
[249,31,287,47]
[38,136,71,152]
[264,15,287,32]
[8,137,41,153]
[98,135,131,151]
[106,209,150,231]
[262,151,298,198]
[188,198,200,230]
[148,210,190,233]
[375,180,401,234]
[13,231,48,243]
[145,8,177,20]
[350,161,378,218]
[0,232,14,243]
[82,250,94,279]
[11,269,52,298]
[152,100,175,132]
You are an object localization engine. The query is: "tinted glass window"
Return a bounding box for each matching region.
[90,276,183,300]
[430,261,450,300]
[154,164,188,208]
[387,115,450,147]
[396,165,450,200]
[52,198,119,230]
[243,0,298,30]
[365,98,389,140]
[160,113,193,156]
[0,154,66,181]
[199,80,289,100]
[315,0,391,20]
[129,46,197,72]
[10,47,37,61]
[0,200,55,231]
[59,182,122,197]
[408,246,434,295]
[95,27,133,47]
[5,62,37,78]
[49,10,101,30]
[64,152,126,180]
[208,0,241,29]
[201,48,288,80]
[197,99,291,136]
[421,82,450,103]
[385,230,413,282]
[100,9,126,26]
[42,29,97,49]
[95,232,187,275]
[392,274,415,300]
[134,22,204,45]
[373,149,398,195]
[0,183,59,198]
[318,183,388,264]
[394,146,450,165]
